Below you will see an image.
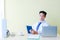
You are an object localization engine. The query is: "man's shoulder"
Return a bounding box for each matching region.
[42,21,49,26]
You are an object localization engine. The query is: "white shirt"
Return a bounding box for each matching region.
[32,20,49,34]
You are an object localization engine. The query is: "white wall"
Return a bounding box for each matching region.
[5,0,60,35]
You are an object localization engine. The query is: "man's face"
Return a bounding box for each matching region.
[39,13,46,21]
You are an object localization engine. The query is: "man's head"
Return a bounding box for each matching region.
[39,11,47,21]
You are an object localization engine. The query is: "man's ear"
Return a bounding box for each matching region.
[44,16,46,18]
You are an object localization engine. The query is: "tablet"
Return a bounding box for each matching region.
[26,25,32,34]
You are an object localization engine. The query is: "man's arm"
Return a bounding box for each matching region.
[30,29,38,35]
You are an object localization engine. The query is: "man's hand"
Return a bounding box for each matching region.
[30,29,38,35]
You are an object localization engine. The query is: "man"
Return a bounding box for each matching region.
[30,11,49,34]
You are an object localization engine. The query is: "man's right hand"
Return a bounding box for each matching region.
[30,29,38,35]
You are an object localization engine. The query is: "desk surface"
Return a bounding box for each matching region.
[4,34,60,40]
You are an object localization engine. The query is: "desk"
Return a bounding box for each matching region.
[4,34,60,40]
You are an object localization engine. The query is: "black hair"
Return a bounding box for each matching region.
[39,11,47,16]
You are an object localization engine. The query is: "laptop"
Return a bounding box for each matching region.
[42,26,57,37]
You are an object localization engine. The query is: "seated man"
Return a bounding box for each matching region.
[30,11,49,34]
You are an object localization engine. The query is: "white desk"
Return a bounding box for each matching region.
[40,34,60,40]
[4,34,60,40]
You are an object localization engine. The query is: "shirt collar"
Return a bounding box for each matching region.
[39,20,46,23]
